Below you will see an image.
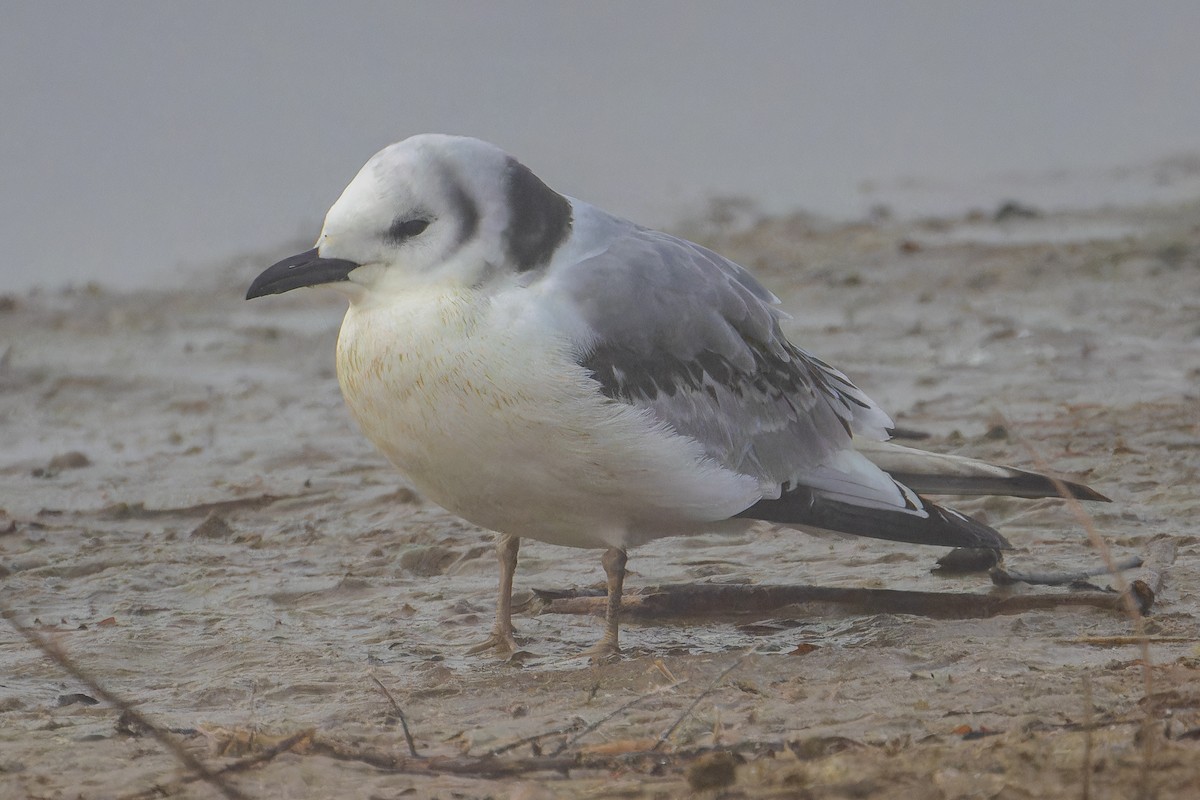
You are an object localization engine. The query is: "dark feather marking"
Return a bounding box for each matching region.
[504,157,573,272]
[580,336,863,436]
[737,485,1012,550]
[446,176,480,247]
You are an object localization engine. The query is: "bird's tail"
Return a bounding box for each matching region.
[854,438,1110,502]
[737,438,1107,551]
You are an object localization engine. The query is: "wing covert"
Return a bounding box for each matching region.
[547,217,893,500]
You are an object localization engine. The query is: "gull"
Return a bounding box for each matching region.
[247,134,1107,658]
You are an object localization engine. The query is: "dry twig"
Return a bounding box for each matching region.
[540,583,1145,619]
[309,736,576,777]
[654,649,754,751]
[1064,635,1195,647]
[552,683,679,756]
[489,718,587,757]
[0,603,249,800]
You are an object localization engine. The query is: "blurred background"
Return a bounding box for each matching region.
[3,0,1198,291]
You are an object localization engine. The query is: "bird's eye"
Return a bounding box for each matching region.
[388,218,431,242]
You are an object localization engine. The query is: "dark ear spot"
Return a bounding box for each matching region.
[445,178,480,246]
[503,157,572,272]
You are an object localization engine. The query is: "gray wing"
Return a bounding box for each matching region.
[555,219,894,501]
[530,211,1019,550]
[541,217,1012,550]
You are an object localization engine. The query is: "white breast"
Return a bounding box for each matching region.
[334,286,760,549]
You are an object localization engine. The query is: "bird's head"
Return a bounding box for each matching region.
[246,134,573,303]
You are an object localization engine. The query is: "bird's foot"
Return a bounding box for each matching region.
[466,627,520,656]
[581,634,622,664]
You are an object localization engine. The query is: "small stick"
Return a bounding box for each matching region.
[653,648,754,751]
[0,604,249,800]
[215,728,315,775]
[489,718,586,756]
[369,671,419,758]
[1126,536,1177,604]
[309,737,576,777]
[992,555,1143,587]
[552,683,679,756]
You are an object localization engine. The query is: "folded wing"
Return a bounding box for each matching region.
[546,212,1027,550]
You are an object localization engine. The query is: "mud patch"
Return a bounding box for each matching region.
[1,200,1198,797]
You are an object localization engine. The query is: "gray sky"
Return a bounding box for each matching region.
[3,1,1198,291]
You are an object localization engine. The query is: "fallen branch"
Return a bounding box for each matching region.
[536,582,1146,620]
[1062,636,1197,647]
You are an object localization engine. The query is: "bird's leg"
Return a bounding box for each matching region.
[466,533,520,655]
[584,547,627,661]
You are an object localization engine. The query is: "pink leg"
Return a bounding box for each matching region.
[583,547,626,661]
[467,533,520,655]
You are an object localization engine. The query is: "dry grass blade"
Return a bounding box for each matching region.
[1001,412,1158,800]
[368,670,419,757]
[1082,676,1094,800]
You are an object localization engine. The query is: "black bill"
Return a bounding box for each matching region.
[245,247,361,299]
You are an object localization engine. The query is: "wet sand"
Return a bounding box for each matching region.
[1,196,1198,798]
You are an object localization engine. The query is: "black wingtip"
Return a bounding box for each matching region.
[1004,472,1111,503]
[737,486,1011,551]
[1066,482,1111,503]
[992,468,1110,503]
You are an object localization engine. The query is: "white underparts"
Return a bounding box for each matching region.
[335,286,761,549]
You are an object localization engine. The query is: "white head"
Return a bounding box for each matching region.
[247,134,573,302]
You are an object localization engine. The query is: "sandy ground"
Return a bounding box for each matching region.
[1,195,1198,799]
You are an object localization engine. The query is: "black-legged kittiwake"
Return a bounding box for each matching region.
[247,134,1107,658]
